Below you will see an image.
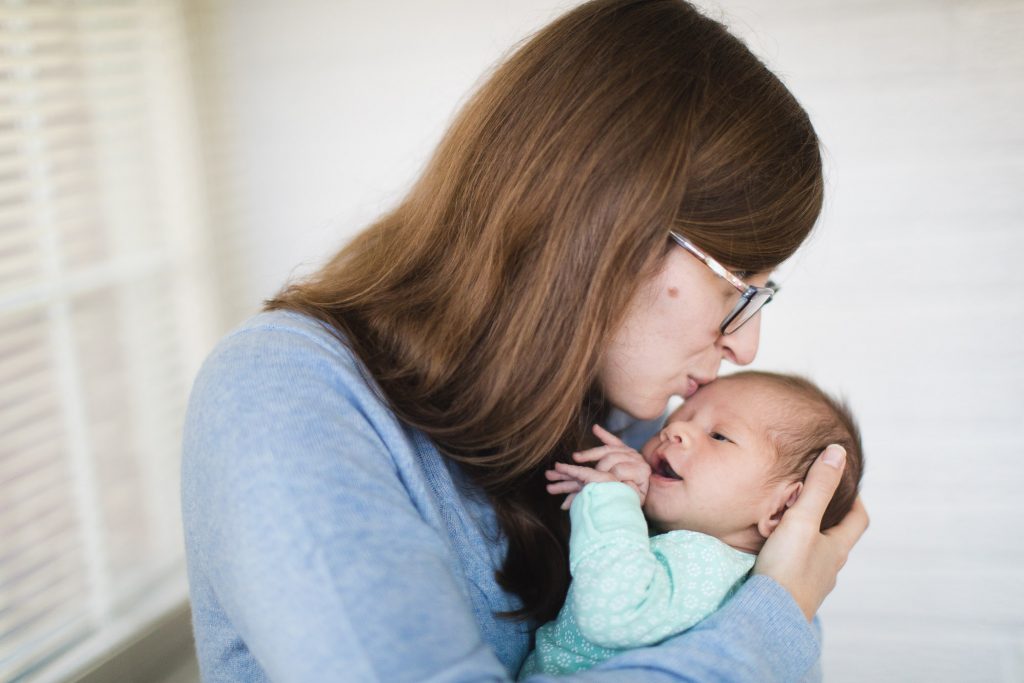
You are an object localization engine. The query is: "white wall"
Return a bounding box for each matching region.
[189,1,1024,680]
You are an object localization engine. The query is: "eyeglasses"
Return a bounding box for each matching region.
[668,231,776,335]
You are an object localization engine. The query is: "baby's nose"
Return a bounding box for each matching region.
[660,422,691,447]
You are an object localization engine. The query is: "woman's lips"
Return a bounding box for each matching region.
[683,374,713,398]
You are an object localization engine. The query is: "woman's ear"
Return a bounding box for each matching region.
[757,481,803,539]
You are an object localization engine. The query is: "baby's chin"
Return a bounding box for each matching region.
[642,502,717,538]
[640,503,682,534]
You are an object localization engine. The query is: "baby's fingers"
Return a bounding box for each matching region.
[609,461,650,482]
[593,451,644,474]
[546,480,582,496]
[592,424,628,447]
[554,461,615,484]
[572,445,634,463]
[545,468,575,482]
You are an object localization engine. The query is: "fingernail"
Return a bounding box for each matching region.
[822,444,846,468]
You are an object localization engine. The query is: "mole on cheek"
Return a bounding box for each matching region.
[667,287,679,298]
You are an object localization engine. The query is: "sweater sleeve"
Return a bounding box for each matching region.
[181,323,510,682]
[565,483,753,649]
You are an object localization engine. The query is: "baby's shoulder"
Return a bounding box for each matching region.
[650,530,756,572]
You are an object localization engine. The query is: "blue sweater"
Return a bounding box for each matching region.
[181,310,821,682]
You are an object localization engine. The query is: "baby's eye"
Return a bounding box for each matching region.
[710,432,732,443]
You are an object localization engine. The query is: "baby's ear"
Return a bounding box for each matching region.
[757,481,803,539]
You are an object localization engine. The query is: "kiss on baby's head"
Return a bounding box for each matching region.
[638,370,863,553]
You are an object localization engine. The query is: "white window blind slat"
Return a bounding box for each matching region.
[0,305,43,347]
[0,591,90,677]
[0,329,47,366]
[0,390,55,438]
[0,0,215,680]
[0,374,56,419]
[0,255,39,290]
[1,410,60,461]
[0,459,68,521]
[0,571,88,645]
[0,506,78,565]
[0,588,89,661]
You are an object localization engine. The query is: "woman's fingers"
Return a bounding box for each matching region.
[592,424,627,447]
[786,444,847,528]
[825,495,870,553]
[753,445,869,621]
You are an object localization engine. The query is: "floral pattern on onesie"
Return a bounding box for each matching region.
[519,481,755,678]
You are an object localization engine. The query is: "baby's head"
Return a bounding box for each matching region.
[639,371,863,553]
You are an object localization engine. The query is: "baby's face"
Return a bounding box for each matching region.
[639,378,781,542]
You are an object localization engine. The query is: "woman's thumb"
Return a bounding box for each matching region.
[789,444,846,524]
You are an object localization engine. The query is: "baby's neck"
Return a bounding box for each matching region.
[721,529,764,555]
[654,522,764,555]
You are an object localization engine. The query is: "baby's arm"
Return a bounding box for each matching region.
[564,483,751,650]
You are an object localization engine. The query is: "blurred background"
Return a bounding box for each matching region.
[1,1,1021,681]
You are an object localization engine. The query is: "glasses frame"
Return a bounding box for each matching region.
[668,231,776,335]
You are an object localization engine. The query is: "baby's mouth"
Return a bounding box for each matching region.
[653,457,683,481]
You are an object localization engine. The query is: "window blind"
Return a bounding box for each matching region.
[0,1,214,680]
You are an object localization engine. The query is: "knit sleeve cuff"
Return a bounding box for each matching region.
[693,574,821,680]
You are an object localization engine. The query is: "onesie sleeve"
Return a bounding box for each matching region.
[566,482,753,650]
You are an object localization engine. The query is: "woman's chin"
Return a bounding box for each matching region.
[615,396,669,422]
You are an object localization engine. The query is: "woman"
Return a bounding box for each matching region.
[182,1,868,680]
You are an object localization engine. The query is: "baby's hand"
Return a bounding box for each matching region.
[544,424,651,510]
[545,462,617,510]
[577,424,651,505]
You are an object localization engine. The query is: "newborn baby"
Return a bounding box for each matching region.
[519,370,864,678]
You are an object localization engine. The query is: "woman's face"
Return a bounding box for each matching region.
[597,246,768,420]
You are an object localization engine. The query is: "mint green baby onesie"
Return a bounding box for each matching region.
[519,481,756,678]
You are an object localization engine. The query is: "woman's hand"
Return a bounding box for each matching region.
[753,444,870,621]
[545,424,652,509]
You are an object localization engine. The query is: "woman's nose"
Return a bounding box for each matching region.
[716,312,762,366]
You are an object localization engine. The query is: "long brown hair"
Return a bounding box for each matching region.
[266,0,824,622]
